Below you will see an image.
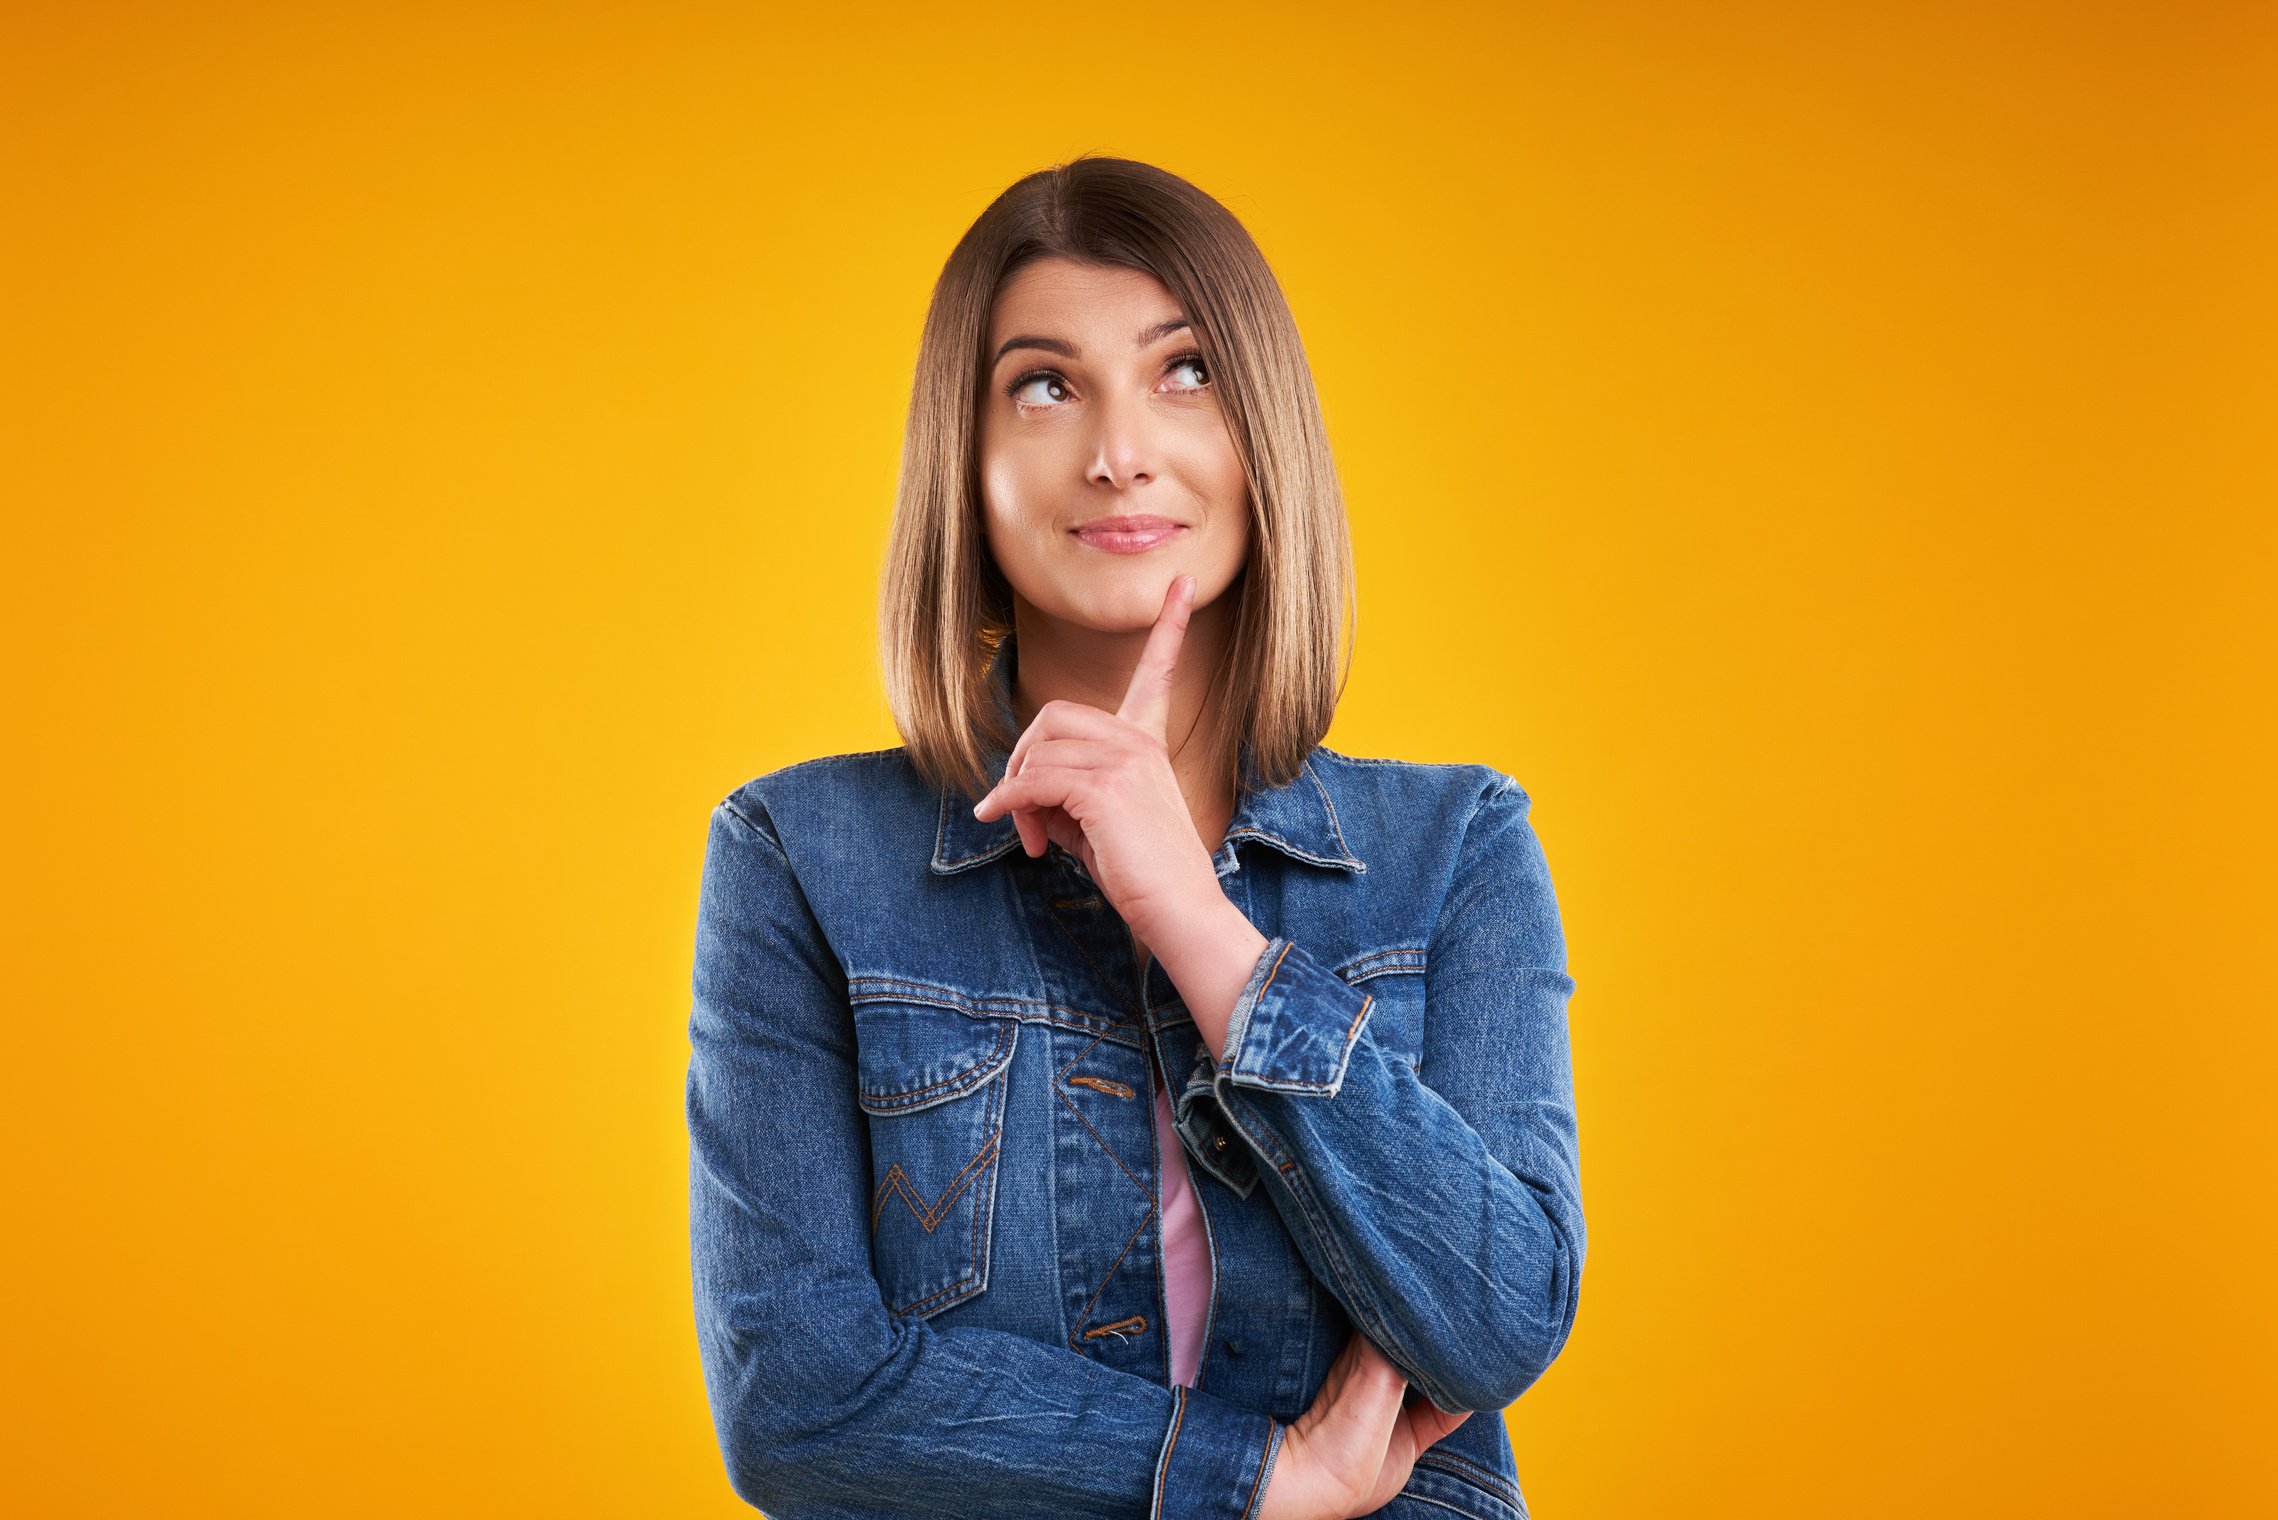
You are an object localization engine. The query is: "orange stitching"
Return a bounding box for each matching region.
[1343,993,1373,1046]
[1245,1420,1278,1516]
[1068,1206,1157,1351]
[1052,1016,1137,1086]
[862,1021,1013,1108]
[870,1135,999,1234]
[1256,940,1294,1001]
[1155,1386,1187,1518]
[850,979,1124,1030]
[1415,1447,1523,1506]
[876,1072,1007,1319]
[1300,757,1361,864]
[1068,1075,1136,1099]
[1337,946,1427,979]
[1048,912,1150,1023]
[1083,1314,1148,1339]
[1055,1082,1155,1201]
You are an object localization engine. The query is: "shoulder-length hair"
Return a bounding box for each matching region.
[880,153,1356,806]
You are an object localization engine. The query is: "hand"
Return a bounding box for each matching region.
[971,574,1221,947]
[1259,1334,1473,1520]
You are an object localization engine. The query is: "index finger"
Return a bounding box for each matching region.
[1115,573,1196,740]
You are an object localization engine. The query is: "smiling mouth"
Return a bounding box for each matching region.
[1071,518,1185,554]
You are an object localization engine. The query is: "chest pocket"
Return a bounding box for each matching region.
[851,995,1020,1320]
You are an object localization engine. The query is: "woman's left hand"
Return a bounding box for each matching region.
[972,574,1223,947]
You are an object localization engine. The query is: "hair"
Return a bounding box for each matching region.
[879,154,1356,805]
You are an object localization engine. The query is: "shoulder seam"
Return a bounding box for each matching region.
[755,745,908,780]
[715,794,788,855]
[1314,745,1511,780]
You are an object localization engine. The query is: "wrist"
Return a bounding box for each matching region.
[1145,893,1268,1065]
[1255,1427,1347,1520]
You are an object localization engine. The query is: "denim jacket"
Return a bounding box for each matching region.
[687,635,1585,1520]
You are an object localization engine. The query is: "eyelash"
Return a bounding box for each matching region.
[1002,348,1212,408]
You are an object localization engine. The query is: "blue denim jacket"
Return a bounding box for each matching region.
[687,636,1585,1519]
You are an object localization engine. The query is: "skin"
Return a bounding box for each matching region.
[968,256,1469,1519]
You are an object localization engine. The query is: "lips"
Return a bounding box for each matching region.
[1071,516,1185,554]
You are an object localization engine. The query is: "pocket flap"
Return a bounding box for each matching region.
[851,1001,1020,1115]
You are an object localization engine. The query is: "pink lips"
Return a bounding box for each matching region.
[1071,516,1185,553]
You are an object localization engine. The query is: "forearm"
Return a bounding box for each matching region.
[1145,892,1269,1065]
[693,1266,1282,1519]
[1195,936,1586,1416]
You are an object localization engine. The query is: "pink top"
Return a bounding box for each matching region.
[1153,1068,1213,1387]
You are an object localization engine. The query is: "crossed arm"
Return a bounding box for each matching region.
[1166,773,1587,1417]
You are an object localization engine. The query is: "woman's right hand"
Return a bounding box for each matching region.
[1256,1332,1473,1519]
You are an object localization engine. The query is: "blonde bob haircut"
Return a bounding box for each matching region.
[880,154,1357,807]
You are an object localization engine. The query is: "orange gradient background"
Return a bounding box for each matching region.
[4,3,2271,1515]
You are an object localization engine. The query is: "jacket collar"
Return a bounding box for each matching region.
[930,631,1366,878]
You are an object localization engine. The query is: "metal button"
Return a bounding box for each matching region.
[1211,1135,1229,1152]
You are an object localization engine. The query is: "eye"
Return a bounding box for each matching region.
[1007,372,1074,407]
[1001,349,1214,411]
[1163,350,1211,392]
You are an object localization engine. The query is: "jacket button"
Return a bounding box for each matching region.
[1211,1135,1229,1152]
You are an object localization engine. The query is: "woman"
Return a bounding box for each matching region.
[688,155,1584,1520]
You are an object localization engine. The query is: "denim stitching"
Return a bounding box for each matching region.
[853,1017,1015,1110]
[1221,1094,1406,1383]
[1255,940,1295,1002]
[1053,1013,1135,1075]
[1045,910,1149,1024]
[1414,1449,1524,1509]
[1056,1075,1156,1203]
[1315,747,1484,771]
[1149,1385,1187,1520]
[1399,1492,1516,1520]
[1242,1421,1281,1520]
[871,1133,998,1236]
[750,745,906,780]
[1066,1204,1158,1354]
[869,1040,1009,1318]
[1336,946,1429,980]
[1343,993,1375,1048]
[1223,826,1365,873]
[1299,756,1366,868]
[849,981,1147,1042]
[1050,1016,1159,1200]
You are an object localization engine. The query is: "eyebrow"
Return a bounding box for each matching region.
[990,316,1192,370]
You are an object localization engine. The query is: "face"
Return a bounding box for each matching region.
[978,257,1251,636]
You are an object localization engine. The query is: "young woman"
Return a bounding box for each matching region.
[688,155,1584,1520]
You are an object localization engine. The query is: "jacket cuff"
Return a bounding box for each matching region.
[1150,1384,1283,1520]
[1217,937,1377,1096]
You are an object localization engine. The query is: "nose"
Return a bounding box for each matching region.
[1085,382,1159,489]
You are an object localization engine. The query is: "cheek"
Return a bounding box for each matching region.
[1201,442,1252,563]
[979,435,1060,530]
[1198,428,1249,511]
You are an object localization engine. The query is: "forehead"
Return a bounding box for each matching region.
[988,258,1180,340]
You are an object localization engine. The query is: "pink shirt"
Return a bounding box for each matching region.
[1153,1065,1213,1387]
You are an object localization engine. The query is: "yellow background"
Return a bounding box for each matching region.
[5,2,2271,1514]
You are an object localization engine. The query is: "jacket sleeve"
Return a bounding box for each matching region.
[688,797,1284,1520]
[1194,773,1585,1416]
